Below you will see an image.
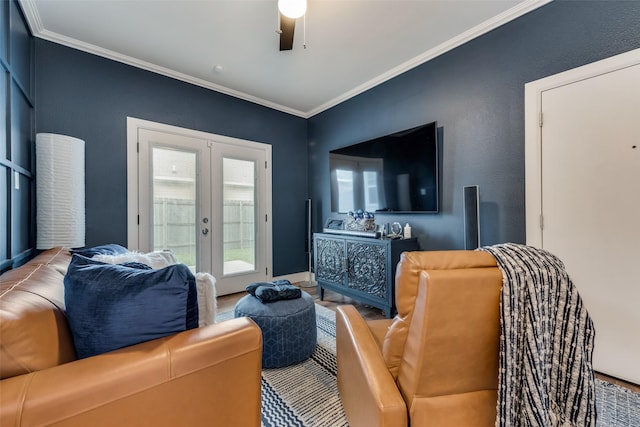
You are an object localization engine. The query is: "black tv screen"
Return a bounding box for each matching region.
[329,121,439,213]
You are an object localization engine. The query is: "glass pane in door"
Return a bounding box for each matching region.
[152,147,197,270]
[223,157,255,275]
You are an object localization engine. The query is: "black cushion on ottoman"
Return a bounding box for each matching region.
[234,291,316,368]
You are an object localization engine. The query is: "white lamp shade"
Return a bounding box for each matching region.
[36,133,86,249]
[278,0,307,19]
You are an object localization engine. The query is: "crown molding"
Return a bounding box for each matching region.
[18,0,308,117]
[19,0,551,119]
[17,0,43,34]
[307,0,553,117]
[37,28,309,117]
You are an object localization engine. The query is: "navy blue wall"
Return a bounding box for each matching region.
[1,1,35,273]
[19,1,640,276]
[35,40,308,276]
[308,1,640,250]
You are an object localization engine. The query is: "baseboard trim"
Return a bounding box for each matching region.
[273,271,314,286]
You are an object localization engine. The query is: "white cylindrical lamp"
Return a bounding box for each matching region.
[36,133,86,249]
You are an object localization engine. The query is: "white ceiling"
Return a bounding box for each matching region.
[20,0,550,118]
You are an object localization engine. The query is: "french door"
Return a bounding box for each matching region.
[128,118,272,295]
[137,128,211,273]
[211,142,269,294]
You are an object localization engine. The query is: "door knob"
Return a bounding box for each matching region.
[202,228,209,235]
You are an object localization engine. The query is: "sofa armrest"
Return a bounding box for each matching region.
[0,317,262,427]
[336,305,407,427]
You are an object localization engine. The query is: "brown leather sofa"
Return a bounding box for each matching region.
[0,247,262,426]
[336,250,502,427]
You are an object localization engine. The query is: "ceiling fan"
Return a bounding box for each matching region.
[278,0,306,51]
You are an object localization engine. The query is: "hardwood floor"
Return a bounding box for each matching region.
[217,283,640,394]
[595,372,640,394]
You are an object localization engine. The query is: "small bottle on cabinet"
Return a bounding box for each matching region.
[404,223,411,239]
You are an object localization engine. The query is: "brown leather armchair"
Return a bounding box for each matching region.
[336,250,502,427]
[0,248,262,426]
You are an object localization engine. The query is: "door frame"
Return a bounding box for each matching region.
[524,48,640,246]
[126,117,273,278]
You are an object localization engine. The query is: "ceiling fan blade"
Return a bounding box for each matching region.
[279,14,295,51]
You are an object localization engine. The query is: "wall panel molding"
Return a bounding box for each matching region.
[1,0,34,272]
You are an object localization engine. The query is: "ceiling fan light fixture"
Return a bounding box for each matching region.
[278,0,307,19]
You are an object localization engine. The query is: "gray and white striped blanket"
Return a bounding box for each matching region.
[482,243,596,427]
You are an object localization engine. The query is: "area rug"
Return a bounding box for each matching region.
[217,304,348,426]
[220,304,640,427]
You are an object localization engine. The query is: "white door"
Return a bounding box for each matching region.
[129,118,272,295]
[137,128,212,273]
[211,141,269,295]
[535,62,640,383]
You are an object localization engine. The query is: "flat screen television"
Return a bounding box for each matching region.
[329,121,439,213]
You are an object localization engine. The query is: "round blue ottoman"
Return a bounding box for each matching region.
[234,292,317,369]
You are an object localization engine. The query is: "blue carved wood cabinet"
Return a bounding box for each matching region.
[314,233,419,318]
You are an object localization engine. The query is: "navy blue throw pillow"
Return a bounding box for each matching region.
[70,243,128,258]
[119,262,153,270]
[64,255,198,358]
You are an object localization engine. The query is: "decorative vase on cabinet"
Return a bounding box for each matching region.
[314,233,419,318]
